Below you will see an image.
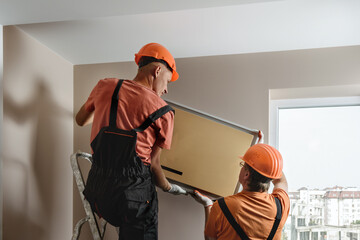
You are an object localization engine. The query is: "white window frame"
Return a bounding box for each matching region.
[269,96,360,148]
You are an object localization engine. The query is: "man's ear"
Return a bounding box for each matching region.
[244,168,250,180]
[154,65,162,78]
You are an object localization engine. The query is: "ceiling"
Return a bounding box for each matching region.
[1,0,360,65]
[0,0,279,25]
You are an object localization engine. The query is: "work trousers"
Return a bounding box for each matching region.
[118,219,158,240]
[86,165,159,240]
[117,167,159,240]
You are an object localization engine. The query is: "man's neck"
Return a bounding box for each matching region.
[133,73,153,89]
[241,183,268,193]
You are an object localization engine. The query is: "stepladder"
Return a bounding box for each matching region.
[71,151,108,240]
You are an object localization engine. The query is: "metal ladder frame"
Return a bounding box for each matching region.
[71,151,107,240]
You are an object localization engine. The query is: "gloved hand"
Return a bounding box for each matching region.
[191,190,213,207]
[166,183,188,195]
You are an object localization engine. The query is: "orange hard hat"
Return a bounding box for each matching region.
[135,43,179,82]
[239,144,283,179]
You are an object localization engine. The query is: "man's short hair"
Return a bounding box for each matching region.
[245,163,272,192]
[138,56,173,73]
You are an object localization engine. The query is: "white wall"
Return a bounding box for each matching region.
[3,26,73,240]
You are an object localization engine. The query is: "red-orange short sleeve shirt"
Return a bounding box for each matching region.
[84,78,174,164]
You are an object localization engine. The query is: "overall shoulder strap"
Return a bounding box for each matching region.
[218,198,250,240]
[109,79,123,128]
[218,197,282,240]
[134,105,174,132]
[267,197,282,240]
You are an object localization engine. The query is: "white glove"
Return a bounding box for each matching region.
[191,190,213,207]
[167,183,188,195]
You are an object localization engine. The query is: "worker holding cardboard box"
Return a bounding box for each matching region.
[76,43,186,240]
[191,144,290,240]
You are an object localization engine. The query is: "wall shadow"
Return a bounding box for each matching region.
[2,157,44,239]
[3,78,72,239]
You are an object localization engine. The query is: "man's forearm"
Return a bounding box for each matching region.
[204,205,212,225]
[151,163,171,191]
[204,206,215,240]
[150,146,171,191]
[273,172,288,193]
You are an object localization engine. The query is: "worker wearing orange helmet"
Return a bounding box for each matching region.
[192,144,290,240]
[76,43,186,240]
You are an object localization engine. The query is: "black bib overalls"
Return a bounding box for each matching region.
[83,79,174,240]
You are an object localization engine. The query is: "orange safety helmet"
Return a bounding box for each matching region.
[239,144,283,179]
[134,43,179,82]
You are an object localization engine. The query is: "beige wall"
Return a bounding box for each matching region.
[1,24,3,240]
[74,45,360,240]
[3,26,73,240]
[170,46,360,141]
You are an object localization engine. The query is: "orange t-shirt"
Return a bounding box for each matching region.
[84,78,174,165]
[205,188,290,240]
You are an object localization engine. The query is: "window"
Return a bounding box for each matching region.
[270,96,360,240]
[298,218,306,227]
[311,232,319,240]
[300,232,310,240]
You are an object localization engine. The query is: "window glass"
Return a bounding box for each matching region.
[278,105,360,240]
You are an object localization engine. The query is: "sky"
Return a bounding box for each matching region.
[278,105,360,192]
